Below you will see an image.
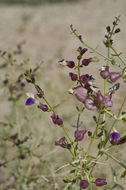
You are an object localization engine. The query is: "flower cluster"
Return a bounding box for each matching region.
[24,16,126,190]
[3,72,26,102]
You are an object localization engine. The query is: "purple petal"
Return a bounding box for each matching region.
[100,66,110,79]
[25,97,35,106]
[85,97,97,110]
[73,86,87,103]
[104,93,113,108]
[109,132,120,140]
[109,72,122,82]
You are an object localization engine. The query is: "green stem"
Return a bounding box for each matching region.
[110,45,126,66]
[104,95,126,146]
[77,59,82,85]
[86,173,92,190]
[71,29,112,62]
[61,124,73,144]
[34,84,75,156]
[14,101,21,138]
[43,96,56,115]
[63,183,71,190]
[0,54,13,65]
[101,149,126,169]
[85,107,102,157]
[77,112,81,130]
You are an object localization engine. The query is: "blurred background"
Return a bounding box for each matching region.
[0,0,126,189]
[0,0,76,4]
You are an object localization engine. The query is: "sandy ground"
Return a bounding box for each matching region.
[0,0,126,189]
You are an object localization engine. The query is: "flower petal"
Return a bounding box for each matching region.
[25,97,35,106]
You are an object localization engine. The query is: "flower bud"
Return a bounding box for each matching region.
[115,28,120,33]
[77,55,82,60]
[69,72,78,81]
[78,35,82,40]
[118,135,126,145]
[51,113,63,126]
[79,180,89,189]
[100,66,110,79]
[10,133,18,140]
[74,130,87,141]
[66,61,75,68]
[97,131,103,137]
[95,178,107,186]
[38,103,48,112]
[81,48,88,55]
[3,79,9,85]
[106,26,111,32]
[82,58,92,66]
[88,131,92,136]
[80,74,90,84]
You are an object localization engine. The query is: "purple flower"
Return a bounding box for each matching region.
[66,61,75,68]
[95,178,107,186]
[51,113,63,126]
[109,131,120,140]
[25,97,35,106]
[55,137,71,149]
[74,130,87,141]
[103,93,113,108]
[73,86,87,103]
[81,48,88,55]
[38,103,48,112]
[100,66,110,79]
[82,58,92,66]
[109,131,120,145]
[94,90,104,104]
[79,180,89,189]
[80,74,90,84]
[84,97,97,110]
[109,72,122,82]
[20,82,25,87]
[69,72,78,81]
